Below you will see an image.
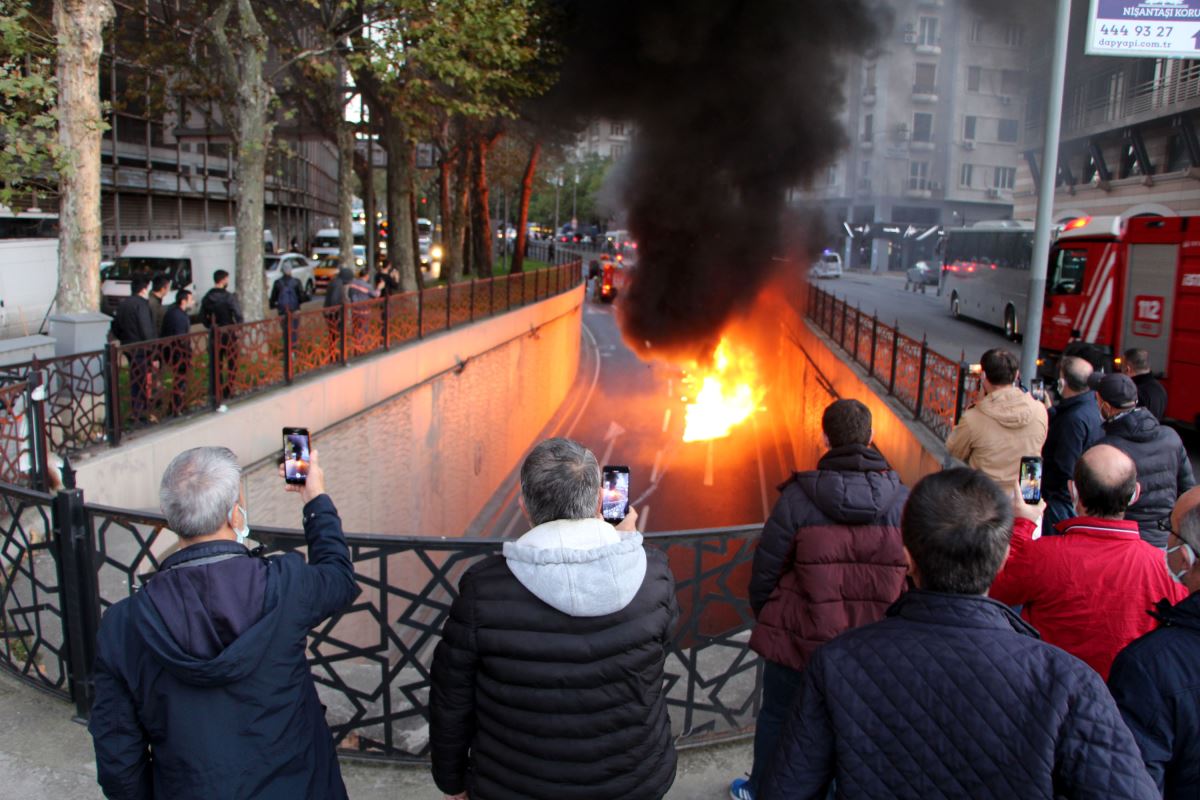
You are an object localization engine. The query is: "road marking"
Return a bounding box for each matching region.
[752,416,770,521]
[661,408,671,433]
[638,505,650,533]
[704,441,715,487]
[650,449,664,484]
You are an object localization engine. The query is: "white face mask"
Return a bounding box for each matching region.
[1168,541,1196,583]
[229,504,250,545]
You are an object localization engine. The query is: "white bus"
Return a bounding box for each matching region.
[941,220,1035,340]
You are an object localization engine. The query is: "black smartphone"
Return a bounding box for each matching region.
[1019,456,1043,505]
[1030,378,1045,402]
[283,427,311,485]
[601,465,631,524]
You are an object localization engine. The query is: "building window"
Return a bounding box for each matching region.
[864,63,877,93]
[909,161,931,190]
[611,144,625,159]
[967,66,982,92]
[960,163,974,188]
[1005,24,1025,47]
[912,112,934,142]
[862,113,874,142]
[915,63,937,93]
[610,122,625,136]
[919,16,939,46]
[997,118,1019,143]
[993,166,1016,189]
[970,18,984,43]
[964,115,977,140]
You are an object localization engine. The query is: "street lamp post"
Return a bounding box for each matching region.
[572,172,579,226]
[1020,0,1072,385]
[553,173,561,235]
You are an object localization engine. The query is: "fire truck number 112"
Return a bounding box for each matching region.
[1133,295,1165,338]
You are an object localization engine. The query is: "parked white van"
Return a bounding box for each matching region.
[0,238,58,338]
[101,238,236,316]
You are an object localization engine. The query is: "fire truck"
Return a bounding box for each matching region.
[1043,214,1200,426]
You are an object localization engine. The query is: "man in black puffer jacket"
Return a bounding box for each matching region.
[430,437,678,800]
[732,399,907,800]
[762,468,1157,800]
[1093,372,1194,547]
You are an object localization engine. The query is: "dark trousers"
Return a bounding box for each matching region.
[749,659,806,794]
[129,352,152,420]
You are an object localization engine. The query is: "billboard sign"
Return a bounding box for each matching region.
[1087,0,1200,57]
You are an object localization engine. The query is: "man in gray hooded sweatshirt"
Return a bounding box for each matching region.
[430,437,679,800]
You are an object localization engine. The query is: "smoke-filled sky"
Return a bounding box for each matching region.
[546,0,887,360]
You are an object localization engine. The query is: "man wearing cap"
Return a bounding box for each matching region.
[1094,371,1194,548]
[1109,486,1200,796]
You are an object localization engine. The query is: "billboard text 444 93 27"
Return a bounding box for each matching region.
[1088,0,1200,58]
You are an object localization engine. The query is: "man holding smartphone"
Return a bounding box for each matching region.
[430,437,678,800]
[88,445,360,799]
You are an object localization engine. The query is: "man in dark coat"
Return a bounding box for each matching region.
[1094,372,1194,547]
[1110,486,1200,798]
[761,468,1158,800]
[1123,347,1168,421]
[111,276,157,422]
[323,267,354,349]
[88,446,360,800]
[199,270,244,402]
[1041,355,1104,527]
[148,274,171,336]
[430,438,678,800]
[269,262,303,345]
[731,399,907,800]
[160,290,195,413]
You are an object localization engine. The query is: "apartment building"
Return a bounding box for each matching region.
[814,0,1031,272]
[574,119,635,161]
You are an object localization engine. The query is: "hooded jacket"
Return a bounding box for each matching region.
[748,444,908,673]
[762,591,1159,800]
[430,518,678,800]
[1100,407,1195,547]
[1109,592,1200,797]
[87,495,360,800]
[946,384,1048,487]
[323,268,355,308]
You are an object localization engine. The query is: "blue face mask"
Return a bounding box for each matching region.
[229,504,250,545]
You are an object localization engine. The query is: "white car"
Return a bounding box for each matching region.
[809,250,844,279]
[264,252,316,301]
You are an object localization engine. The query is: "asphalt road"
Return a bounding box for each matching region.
[813,270,1013,364]
[474,298,796,535]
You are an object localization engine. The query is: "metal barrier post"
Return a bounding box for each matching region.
[27,371,49,491]
[446,281,453,329]
[870,313,879,379]
[340,304,349,364]
[955,362,970,424]
[914,336,929,419]
[383,296,392,351]
[283,311,293,385]
[417,288,424,339]
[839,298,848,348]
[106,341,124,446]
[206,327,219,410]
[888,321,899,394]
[469,279,476,322]
[489,273,495,314]
[53,488,101,719]
[851,305,861,362]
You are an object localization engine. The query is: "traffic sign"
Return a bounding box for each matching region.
[1087,0,1200,58]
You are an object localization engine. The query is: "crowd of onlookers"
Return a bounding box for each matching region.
[81,341,1199,800]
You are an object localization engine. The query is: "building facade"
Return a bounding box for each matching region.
[813,0,1031,272]
[574,119,634,161]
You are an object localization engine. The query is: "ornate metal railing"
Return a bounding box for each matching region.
[0,262,582,460]
[0,481,761,760]
[807,284,981,441]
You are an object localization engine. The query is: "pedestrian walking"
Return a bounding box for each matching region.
[269,261,303,346]
[200,270,244,401]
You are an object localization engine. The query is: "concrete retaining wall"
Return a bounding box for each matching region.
[74,286,584,537]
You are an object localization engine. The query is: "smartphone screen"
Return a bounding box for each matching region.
[1030,378,1045,401]
[283,427,310,485]
[601,465,631,524]
[1020,456,1043,505]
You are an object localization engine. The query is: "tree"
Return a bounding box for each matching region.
[53,0,114,315]
[0,2,60,210]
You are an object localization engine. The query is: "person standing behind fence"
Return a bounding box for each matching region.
[430,437,678,800]
[729,399,907,800]
[161,290,195,413]
[200,270,243,401]
[269,262,303,346]
[148,274,171,337]
[946,347,1048,488]
[111,276,157,423]
[88,446,360,799]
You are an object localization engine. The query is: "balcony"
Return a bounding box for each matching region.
[915,41,942,56]
[862,88,877,105]
[905,187,933,199]
[912,85,939,104]
[910,138,936,152]
[860,138,874,151]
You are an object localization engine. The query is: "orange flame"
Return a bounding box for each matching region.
[682,339,764,442]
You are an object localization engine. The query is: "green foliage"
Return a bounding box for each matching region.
[0,0,60,207]
[527,152,615,228]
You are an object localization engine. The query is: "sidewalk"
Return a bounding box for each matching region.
[0,668,752,800]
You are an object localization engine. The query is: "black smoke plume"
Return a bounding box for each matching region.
[544,0,886,359]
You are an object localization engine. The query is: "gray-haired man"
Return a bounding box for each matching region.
[430,437,679,800]
[88,446,359,800]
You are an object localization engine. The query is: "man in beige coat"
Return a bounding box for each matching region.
[946,348,1048,487]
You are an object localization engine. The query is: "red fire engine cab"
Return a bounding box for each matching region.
[1044,215,1200,426]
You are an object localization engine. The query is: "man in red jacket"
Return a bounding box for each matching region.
[730,399,908,800]
[990,443,1186,679]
